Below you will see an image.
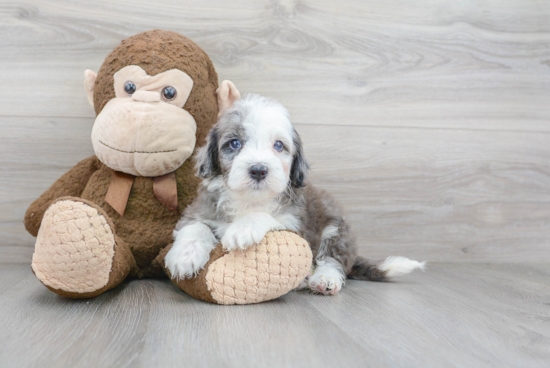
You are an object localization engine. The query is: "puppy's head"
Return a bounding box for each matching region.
[196,85,308,198]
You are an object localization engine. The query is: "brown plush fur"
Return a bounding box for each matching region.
[24,31,219,293]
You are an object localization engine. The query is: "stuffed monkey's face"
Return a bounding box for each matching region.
[90,66,197,177]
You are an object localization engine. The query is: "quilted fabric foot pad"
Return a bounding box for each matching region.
[32,198,116,294]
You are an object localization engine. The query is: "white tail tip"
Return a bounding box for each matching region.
[379,256,426,278]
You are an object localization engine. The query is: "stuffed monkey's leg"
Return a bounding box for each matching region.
[31,197,136,299]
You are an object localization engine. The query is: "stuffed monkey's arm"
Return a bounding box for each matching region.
[24,156,101,236]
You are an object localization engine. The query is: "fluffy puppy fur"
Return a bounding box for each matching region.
[165,94,425,295]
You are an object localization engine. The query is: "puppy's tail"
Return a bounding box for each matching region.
[348,256,426,282]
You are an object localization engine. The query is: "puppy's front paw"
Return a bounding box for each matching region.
[308,269,344,296]
[165,239,211,280]
[221,213,284,251]
[221,222,267,251]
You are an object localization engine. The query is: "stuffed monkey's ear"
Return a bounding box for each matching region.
[84,70,97,108]
[216,80,241,117]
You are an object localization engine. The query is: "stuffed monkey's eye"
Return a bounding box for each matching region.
[124,81,136,95]
[162,86,177,101]
[274,140,284,152]
[230,139,241,150]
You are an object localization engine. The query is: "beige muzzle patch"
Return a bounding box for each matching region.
[91,98,196,177]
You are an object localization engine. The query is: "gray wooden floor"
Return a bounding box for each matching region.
[0,263,549,368]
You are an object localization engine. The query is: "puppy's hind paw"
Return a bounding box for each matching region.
[308,271,344,296]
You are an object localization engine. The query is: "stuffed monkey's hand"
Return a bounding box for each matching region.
[221,213,285,251]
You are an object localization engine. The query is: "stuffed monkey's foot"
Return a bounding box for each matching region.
[32,197,135,298]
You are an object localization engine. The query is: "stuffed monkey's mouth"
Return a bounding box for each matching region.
[99,140,177,154]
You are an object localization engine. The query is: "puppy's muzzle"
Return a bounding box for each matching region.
[249,164,268,182]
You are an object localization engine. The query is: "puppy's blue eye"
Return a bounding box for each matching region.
[124,81,136,95]
[230,139,241,150]
[274,140,284,152]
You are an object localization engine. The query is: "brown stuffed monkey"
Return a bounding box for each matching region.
[24,30,311,304]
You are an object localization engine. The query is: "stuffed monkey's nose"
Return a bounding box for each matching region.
[132,90,160,103]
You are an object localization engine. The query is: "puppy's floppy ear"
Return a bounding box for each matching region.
[290,128,309,188]
[216,80,241,117]
[195,126,221,178]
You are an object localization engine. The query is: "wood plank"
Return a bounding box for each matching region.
[298,124,550,262]
[138,281,381,368]
[0,264,380,368]
[2,116,549,262]
[0,116,94,261]
[0,263,31,293]
[0,0,549,132]
[305,263,550,367]
[0,263,548,367]
[0,273,154,367]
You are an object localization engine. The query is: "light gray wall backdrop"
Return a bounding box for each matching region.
[1,0,549,263]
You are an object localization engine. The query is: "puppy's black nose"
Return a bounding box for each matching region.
[249,165,268,182]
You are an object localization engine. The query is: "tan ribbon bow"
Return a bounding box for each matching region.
[105,171,178,216]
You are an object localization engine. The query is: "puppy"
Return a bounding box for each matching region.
[165,91,425,295]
